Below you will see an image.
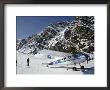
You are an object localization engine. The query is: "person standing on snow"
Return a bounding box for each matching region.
[16,60,17,66]
[27,58,30,66]
[83,53,90,63]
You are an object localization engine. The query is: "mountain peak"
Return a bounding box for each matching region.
[17,16,94,55]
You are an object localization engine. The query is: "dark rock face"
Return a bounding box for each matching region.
[17,16,94,54]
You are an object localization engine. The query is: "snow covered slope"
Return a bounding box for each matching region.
[17,16,94,55]
[17,50,94,74]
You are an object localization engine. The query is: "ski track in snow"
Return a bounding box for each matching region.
[16,50,94,74]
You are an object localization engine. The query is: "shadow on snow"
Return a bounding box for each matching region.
[81,67,94,74]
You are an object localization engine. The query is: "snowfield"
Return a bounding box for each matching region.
[16,49,94,74]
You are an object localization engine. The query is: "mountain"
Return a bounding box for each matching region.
[17,16,94,55]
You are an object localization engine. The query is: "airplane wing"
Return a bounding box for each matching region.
[49,66,80,71]
[49,66,93,71]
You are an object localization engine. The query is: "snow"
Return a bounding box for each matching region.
[47,26,68,47]
[16,49,94,74]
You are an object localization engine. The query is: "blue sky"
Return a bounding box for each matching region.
[16,16,75,39]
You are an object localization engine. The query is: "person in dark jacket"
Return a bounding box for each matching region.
[27,58,30,66]
[84,53,89,60]
[16,60,17,66]
[83,53,90,63]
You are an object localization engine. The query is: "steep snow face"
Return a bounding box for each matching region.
[46,17,94,54]
[47,26,68,48]
[18,39,39,54]
[17,16,94,55]
[17,21,70,54]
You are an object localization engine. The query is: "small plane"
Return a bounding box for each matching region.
[42,52,94,71]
